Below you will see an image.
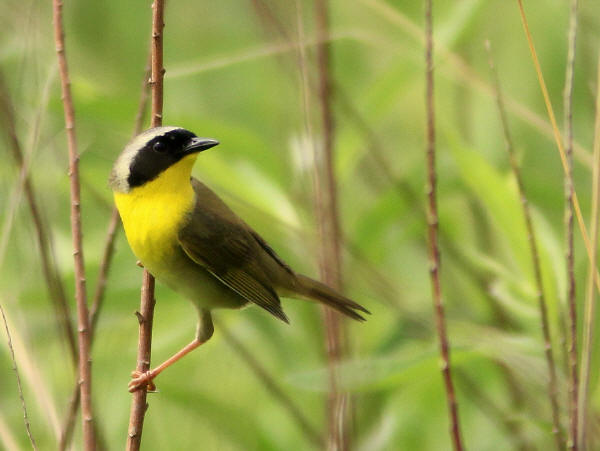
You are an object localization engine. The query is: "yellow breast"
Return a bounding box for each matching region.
[113,155,197,275]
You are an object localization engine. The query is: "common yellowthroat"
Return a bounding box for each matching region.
[110,127,369,392]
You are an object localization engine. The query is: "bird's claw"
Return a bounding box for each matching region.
[128,370,157,393]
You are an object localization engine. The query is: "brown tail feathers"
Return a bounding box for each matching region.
[294,274,370,321]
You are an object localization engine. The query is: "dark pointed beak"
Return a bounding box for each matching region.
[182,137,219,155]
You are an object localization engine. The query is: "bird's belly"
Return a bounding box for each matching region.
[114,190,247,310]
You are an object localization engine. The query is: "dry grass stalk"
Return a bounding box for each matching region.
[516,0,600,293]
[313,0,351,448]
[0,304,37,450]
[292,0,347,446]
[563,0,579,448]
[0,71,77,366]
[577,53,600,450]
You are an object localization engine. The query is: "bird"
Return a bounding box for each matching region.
[109,126,369,392]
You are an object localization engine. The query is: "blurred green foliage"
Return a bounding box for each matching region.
[1,0,600,449]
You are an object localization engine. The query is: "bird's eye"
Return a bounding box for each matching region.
[153,141,167,153]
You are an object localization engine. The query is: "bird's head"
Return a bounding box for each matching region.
[109,126,219,193]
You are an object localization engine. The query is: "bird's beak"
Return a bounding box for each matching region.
[182,137,219,155]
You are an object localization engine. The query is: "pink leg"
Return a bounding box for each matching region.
[128,309,214,392]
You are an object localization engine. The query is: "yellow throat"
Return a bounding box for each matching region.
[113,154,197,272]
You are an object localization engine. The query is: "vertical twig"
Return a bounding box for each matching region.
[424,2,463,450]
[89,210,121,334]
[126,273,155,451]
[0,71,77,367]
[563,1,579,448]
[486,41,563,449]
[149,1,165,130]
[52,0,96,449]
[0,304,37,451]
[313,0,350,449]
[578,53,600,450]
[292,3,344,446]
[126,1,165,449]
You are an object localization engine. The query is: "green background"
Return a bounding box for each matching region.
[1,0,599,449]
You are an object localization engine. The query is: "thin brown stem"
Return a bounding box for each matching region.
[313,0,349,449]
[58,387,79,451]
[126,272,156,451]
[149,1,165,130]
[126,0,165,448]
[52,0,96,448]
[563,1,579,448]
[0,71,77,367]
[217,321,323,447]
[578,53,600,451]
[424,2,463,450]
[486,41,563,450]
[89,210,121,334]
[132,56,152,137]
[57,211,120,451]
[0,304,37,451]
[292,4,345,446]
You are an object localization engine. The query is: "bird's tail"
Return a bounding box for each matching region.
[294,274,370,321]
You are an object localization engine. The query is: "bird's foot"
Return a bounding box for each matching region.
[136,260,144,268]
[128,370,157,393]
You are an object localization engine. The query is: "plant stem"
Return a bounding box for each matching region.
[516,0,600,295]
[0,71,77,367]
[0,304,38,450]
[313,0,350,449]
[424,1,463,450]
[486,40,563,450]
[577,52,600,450]
[563,0,579,448]
[58,61,150,451]
[126,273,156,451]
[126,1,165,449]
[52,0,96,448]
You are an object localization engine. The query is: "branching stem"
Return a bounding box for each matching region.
[52,0,96,448]
[126,1,165,449]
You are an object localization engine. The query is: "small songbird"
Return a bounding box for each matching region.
[110,126,369,392]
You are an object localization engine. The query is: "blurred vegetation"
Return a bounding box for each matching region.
[1,0,600,449]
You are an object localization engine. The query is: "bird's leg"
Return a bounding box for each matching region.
[128,310,214,393]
